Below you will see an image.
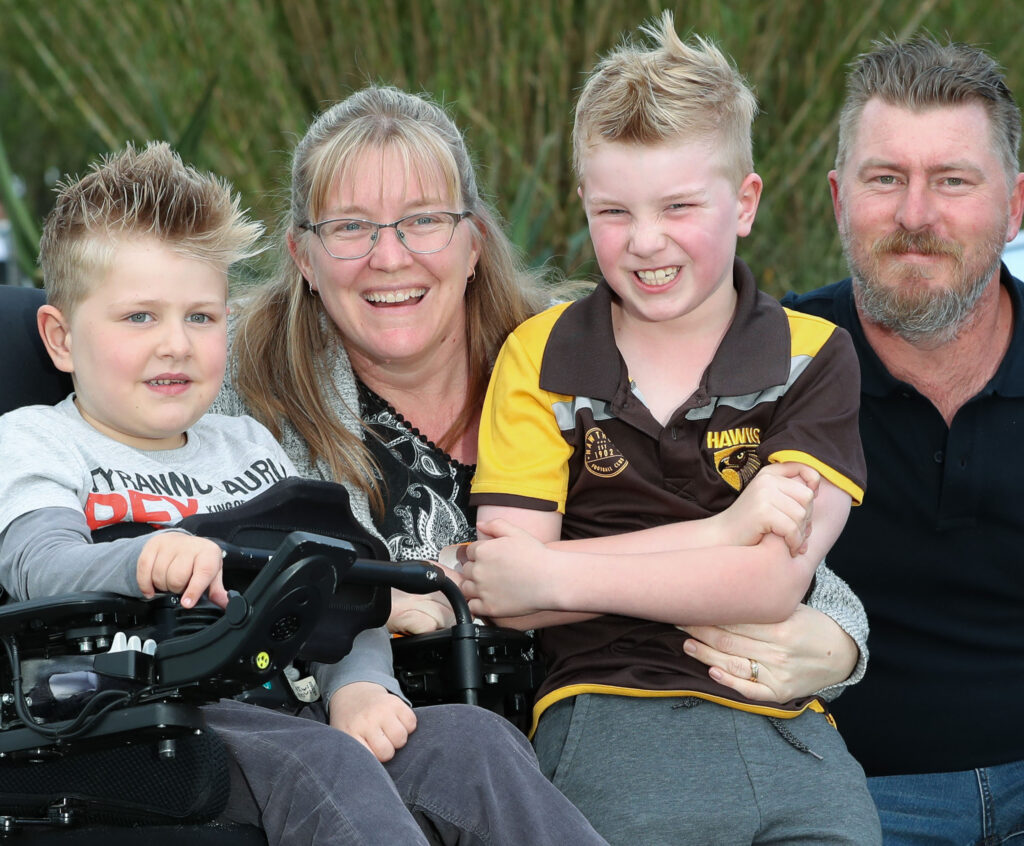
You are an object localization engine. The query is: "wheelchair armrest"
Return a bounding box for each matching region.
[155,532,351,690]
[0,592,150,638]
[0,533,359,756]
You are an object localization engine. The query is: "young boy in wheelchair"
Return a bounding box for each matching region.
[0,142,608,845]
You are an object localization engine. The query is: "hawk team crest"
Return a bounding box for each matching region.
[707,427,762,491]
[584,427,628,477]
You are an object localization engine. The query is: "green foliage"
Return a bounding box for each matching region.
[0,129,41,283]
[1,0,1023,294]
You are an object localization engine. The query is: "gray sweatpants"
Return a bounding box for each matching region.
[204,698,608,845]
[533,693,881,846]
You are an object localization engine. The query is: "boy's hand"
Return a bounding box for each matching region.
[137,532,229,609]
[462,519,552,618]
[714,462,819,555]
[328,681,417,762]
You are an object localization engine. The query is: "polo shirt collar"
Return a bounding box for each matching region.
[840,264,1024,399]
[539,258,790,399]
[538,277,622,399]
[706,258,791,396]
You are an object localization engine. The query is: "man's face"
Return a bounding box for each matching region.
[830,98,1024,343]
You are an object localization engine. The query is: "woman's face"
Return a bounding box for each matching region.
[291,146,479,375]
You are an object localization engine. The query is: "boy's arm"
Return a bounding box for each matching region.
[473,504,598,629]
[464,479,850,628]
[1,507,226,608]
[470,461,818,628]
[1,506,154,600]
[547,461,817,556]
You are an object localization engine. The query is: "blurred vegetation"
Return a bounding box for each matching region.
[1,0,1023,294]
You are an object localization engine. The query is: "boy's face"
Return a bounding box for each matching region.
[579,139,761,329]
[39,237,228,450]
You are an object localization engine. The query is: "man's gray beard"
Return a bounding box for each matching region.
[842,227,1006,346]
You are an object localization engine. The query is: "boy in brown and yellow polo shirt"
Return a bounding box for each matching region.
[463,12,879,846]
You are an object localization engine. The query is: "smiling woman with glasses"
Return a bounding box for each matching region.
[212,84,553,667]
[205,84,610,845]
[219,85,552,527]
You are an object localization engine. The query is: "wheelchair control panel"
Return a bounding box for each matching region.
[0,532,357,760]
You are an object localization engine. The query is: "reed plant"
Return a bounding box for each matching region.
[1,0,1022,294]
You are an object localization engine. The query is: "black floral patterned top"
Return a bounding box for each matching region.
[358,381,477,561]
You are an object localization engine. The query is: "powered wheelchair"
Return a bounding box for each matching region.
[0,284,543,842]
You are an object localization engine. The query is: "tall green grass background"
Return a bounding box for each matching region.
[2,0,1023,294]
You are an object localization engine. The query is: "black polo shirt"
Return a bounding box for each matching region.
[473,259,865,724]
[783,265,1024,776]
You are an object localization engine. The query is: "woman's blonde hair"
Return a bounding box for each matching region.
[230,86,550,507]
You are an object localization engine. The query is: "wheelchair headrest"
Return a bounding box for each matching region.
[0,285,73,414]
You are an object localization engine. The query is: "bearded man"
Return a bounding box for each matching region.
[780,36,1024,845]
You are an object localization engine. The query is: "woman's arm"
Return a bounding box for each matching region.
[680,561,867,702]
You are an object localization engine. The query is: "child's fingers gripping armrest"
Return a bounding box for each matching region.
[136,532,229,609]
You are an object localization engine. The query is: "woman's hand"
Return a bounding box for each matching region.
[679,604,858,702]
[386,561,465,634]
[388,588,455,634]
[328,681,417,762]
[710,462,819,555]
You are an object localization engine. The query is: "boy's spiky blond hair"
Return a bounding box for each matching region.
[572,10,758,187]
[39,141,263,313]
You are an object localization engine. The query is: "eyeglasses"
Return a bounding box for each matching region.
[300,211,473,260]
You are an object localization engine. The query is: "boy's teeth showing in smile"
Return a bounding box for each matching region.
[363,288,427,306]
[635,267,679,286]
[146,376,190,395]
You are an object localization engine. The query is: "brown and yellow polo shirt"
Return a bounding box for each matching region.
[471,259,865,729]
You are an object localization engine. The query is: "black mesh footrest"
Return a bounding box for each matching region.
[0,728,229,826]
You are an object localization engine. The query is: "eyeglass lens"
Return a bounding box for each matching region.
[317,212,459,258]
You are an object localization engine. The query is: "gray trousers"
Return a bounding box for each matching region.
[203,698,607,846]
[533,693,881,846]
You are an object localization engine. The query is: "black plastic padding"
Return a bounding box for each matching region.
[178,476,390,564]
[154,533,350,685]
[392,626,545,732]
[0,285,73,415]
